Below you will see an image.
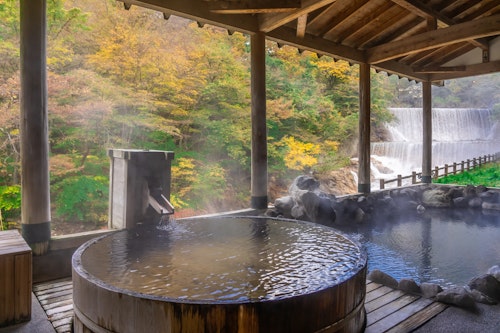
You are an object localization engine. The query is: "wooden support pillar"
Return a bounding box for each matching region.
[20,0,51,255]
[250,32,268,209]
[357,63,371,194]
[421,81,432,183]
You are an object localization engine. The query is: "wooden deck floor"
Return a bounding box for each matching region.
[33,279,447,333]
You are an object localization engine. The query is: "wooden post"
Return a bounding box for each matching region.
[397,175,402,187]
[250,32,268,209]
[379,179,385,190]
[461,161,464,173]
[20,0,51,255]
[434,166,439,180]
[357,63,371,194]
[411,171,416,184]
[467,159,470,170]
[444,164,448,176]
[421,81,432,183]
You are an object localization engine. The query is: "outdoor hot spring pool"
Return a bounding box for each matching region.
[335,208,500,288]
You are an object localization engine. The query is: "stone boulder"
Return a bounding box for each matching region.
[482,202,500,211]
[468,197,483,209]
[398,278,421,294]
[420,282,443,299]
[487,265,500,282]
[367,269,398,288]
[273,196,294,217]
[435,287,476,309]
[422,189,451,208]
[289,175,320,193]
[479,190,499,203]
[468,274,500,302]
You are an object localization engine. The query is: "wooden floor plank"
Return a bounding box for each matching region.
[33,279,72,292]
[45,304,73,317]
[36,289,73,301]
[365,289,407,313]
[367,294,420,326]
[385,301,448,333]
[55,323,72,333]
[34,278,447,333]
[40,298,73,311]
[366,281,383,293]
[366,297,434,333]
[51,316,73,328]
[47,308,74,322]
[34,283,73,296]
[365,285,395,303]
[38,294,73,307]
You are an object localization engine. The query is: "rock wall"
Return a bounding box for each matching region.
[267,176,500,227]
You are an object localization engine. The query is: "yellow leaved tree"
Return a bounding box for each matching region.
[281,136,320,172]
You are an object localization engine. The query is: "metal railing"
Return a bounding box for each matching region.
[378,152,500,190]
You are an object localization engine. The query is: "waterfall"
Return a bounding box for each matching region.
[371,108,500,184]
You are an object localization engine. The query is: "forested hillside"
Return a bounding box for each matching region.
[1,0,499,231]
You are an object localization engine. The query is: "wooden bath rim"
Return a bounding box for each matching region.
[72,216,368,333]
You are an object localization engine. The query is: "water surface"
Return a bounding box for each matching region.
[336,208,500,287]
[81,217,365,302]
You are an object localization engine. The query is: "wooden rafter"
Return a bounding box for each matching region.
[315,0,369,37]
[120,0,500,81]
[125,0,259,33]
[207,0,301,14]
[414,65,466,73]
[266,25,365,63]
[296,14,308,38]
[390,0,488,49]
[258,0,336,33]
[348,5,408,49]
[366,13,500,64]
[430,60,500,81]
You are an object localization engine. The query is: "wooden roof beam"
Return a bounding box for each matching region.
[390,0,488,49]
[315,0,369,37]
[366,13,500,64]
[122,0,259,34]
[266,25,365,63]
[207,0,301,14]
[414,65,466,73]
[372,60,429,82]
[429,60,500,81]
[390,0,457,25]
[258,0,336,33]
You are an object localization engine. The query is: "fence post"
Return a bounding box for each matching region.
[467,159,471,170]
[445,164,448,176]
[461,161,464,173]
[412,171,416,184]
[434,166,439,180]
[380,179,385,190]
[473,158,477,169]
[397,175,402,187]
[453,162,457,174]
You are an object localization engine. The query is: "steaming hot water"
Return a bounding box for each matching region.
[335,208,500,288]
[78,216,365,301]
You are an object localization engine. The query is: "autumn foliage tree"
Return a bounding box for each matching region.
[7,0,496,230]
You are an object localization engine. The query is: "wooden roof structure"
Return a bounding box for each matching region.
[16,1,500,255]
[123,0,500,83]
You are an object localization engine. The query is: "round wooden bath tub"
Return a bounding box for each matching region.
[72,216,367,333]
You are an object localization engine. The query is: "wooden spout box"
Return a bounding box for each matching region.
[0,230,32,327]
